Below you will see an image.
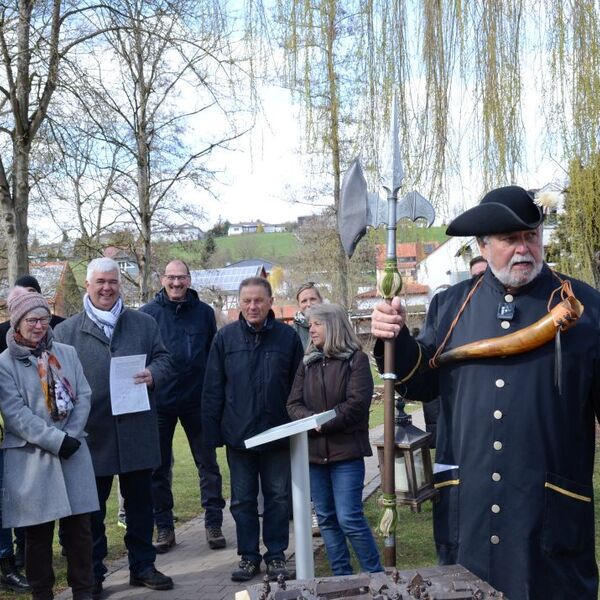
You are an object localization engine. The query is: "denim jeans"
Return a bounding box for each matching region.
[310,458,383,575]
[226,446,290,565]
[153,409,224,530]
[92,470,156,582]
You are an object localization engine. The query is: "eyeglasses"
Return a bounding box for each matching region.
[163,275,189,282]
[23,316,51,326]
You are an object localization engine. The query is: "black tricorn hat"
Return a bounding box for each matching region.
[446,185,543,236]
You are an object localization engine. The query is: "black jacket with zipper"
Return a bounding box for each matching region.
[202,310,303,450]
[140,288,216,414]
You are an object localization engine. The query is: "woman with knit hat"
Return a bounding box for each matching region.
[0,288,98,600]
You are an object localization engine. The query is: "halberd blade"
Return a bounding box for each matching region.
[381,94,404,195]
[366,192,388,228]
[397,191,435,226]
[338,158,369,258]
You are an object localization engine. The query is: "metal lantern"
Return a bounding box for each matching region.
[374,396,436,512]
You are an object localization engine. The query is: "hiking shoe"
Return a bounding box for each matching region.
[129,566,174,590]
[117,514,127,529]
[153,528,175,554]
[266,559,292,581]
[206,526,226,550]
[231,559,260,582]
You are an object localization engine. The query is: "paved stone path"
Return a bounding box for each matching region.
[56,411,426,599]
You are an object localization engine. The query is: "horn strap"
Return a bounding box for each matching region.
[429,276,484,368]
[429,272,584,369]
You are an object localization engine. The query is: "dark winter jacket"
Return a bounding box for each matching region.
[139,288,216,414]
[287,350,373,464]
[202,311,304,450]
[375,264,600,600]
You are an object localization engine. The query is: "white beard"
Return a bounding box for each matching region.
[488,253,543,288]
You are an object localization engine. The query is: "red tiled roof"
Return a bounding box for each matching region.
[375,242,439,269]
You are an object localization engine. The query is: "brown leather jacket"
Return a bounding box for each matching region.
[287,350,374,464]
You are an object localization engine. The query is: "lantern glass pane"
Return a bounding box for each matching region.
[394,453,409,492]
[414,447,426,489]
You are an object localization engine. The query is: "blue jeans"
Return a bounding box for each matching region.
[310,458,383,575]
[226,446,290,565]
[153,409,224,530]
[92,470,156,581]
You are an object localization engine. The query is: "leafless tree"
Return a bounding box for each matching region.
[0,0,120,282]
[62,0,254,301]
[32,111,128,260]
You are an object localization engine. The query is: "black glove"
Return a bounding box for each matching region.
[59,434,81,459]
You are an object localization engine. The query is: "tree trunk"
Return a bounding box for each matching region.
[6,141,31,282]
[326,0,349,308]
[137,112,152,303]
[137,146,152,303]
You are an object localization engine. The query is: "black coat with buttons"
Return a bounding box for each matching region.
[375,264,600,600]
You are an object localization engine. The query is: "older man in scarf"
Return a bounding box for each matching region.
[55,257,173,599]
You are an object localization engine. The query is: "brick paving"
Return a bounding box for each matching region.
[56,411,425,599]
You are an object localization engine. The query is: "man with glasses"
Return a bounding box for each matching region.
[140,260,226,553]
[55,257,173,598]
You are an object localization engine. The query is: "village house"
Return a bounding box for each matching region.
[227,220,286,235]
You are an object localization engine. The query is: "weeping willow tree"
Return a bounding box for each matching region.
[545,2,600,285]
[261,0,600,286]
[550,154,600,287]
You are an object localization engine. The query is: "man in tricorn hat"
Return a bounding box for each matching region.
[370,185,600,599]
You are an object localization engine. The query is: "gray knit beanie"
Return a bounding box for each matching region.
[7,288,50,329]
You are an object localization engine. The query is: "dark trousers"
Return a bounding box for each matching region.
[92,470,155,582]
[25,513,93,600]
[0,449,25,559]
[153,409,225,530]
[226,446,290,565]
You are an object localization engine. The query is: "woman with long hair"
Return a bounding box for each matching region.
[287,303,382,576]
[0,288,98,600]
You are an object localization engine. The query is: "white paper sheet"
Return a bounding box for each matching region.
[110,354,150,415]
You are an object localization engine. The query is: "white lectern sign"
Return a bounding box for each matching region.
[245,410,336,580]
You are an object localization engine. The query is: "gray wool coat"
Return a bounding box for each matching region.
[0,341,99,528]
[54,309,171,477]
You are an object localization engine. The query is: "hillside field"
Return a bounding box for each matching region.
[169,225,449,267]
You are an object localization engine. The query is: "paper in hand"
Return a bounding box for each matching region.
[110,354,150,416]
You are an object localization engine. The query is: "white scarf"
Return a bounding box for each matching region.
[84,293,123,339]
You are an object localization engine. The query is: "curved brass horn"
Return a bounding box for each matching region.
[432,295,584,368]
